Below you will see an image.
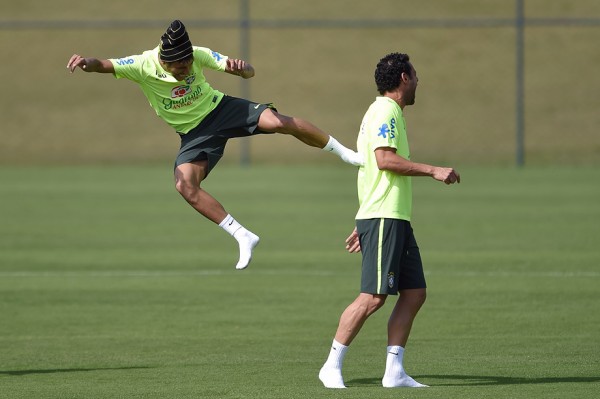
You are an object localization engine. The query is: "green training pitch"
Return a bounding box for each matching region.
[0,165,598,399]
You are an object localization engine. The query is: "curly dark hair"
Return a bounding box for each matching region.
[374,53,412,94]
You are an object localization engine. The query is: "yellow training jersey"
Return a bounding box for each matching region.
[355,96,412,221]
[110,46,227,134]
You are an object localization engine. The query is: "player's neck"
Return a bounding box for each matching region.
[384,91,405,109]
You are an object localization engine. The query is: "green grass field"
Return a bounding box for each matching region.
[0,165,598,398]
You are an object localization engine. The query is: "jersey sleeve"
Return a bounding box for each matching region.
[193,47,228,72]
[369,106,402,151]
[109,54,147,83]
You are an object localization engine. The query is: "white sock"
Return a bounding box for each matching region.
[319,339,348,389]
[322,136,364,166]
[219,214,259,270]
[382,346,428,388]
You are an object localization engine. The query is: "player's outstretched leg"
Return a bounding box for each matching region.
[258,109,364,166]
[322,135,364,166]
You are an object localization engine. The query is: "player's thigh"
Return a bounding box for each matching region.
[257,108,289,133]
[174,160,209,188]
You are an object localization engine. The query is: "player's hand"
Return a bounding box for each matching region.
[226,58,254,78]
[345,227,361,253]
[433,167,461,185]
[67,54,88,73]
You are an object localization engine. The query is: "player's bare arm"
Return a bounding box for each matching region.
[225,58,255,79]
[67,55,115,74]
[375,147,460,185]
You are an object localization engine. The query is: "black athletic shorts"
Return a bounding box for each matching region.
[174,95,275,175]
[357,218,426,295]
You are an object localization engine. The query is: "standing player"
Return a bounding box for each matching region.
[318,53,460,389]
[67,20,363,270]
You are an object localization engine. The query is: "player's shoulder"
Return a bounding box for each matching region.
[112,49,153,69]
[367,96,401,119]
[374,96,401,112]
[193,46,227,64]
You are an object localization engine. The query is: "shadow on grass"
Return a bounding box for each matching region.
[347,374,600,387]
[0,366,152,377]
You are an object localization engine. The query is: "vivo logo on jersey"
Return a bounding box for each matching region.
[377,118,397,139]
[171,85,191,98]
[116,58,135,65]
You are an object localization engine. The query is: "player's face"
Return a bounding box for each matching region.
[404,64,419,105]
[163,58,194,81]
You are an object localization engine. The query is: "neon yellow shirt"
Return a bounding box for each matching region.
[355,96,412,221]
[110,46,228,134]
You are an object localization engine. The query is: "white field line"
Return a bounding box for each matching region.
[0,270,598,278]
[0,270,335,278]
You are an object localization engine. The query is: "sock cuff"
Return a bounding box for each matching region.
[326,339,349,368]
[333,339,348,350]
[387,345,404,355]
[219,214,243,237]
[218,214,233,227]
[322,135,337,152]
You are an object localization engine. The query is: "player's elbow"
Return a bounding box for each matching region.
[374,148,396,171]
[376,157,393,171]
